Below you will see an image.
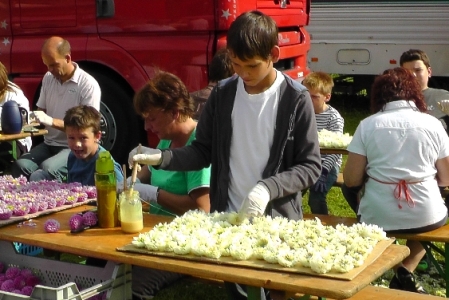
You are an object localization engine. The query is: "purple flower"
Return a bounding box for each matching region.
[69,214,84,231]
[5,266,21,279]
[20,269,33,278]
[13,203,30,216]
[1,279,15,292]
[38,200,48,211]
[13,275,26,289]
[0,202,13,220]
[84,186,97,199]
[65,193,78,205]
[21,285,33,296]
[44,219,60,233]
[83,211,98,226]
[46,198,57,209]
[77,192,88,202]
[25,276,40,287]
[28,202,40,214]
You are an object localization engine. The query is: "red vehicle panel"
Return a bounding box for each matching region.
[0,0,310,163]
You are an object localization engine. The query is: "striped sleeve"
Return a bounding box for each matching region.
[316,106,344,170]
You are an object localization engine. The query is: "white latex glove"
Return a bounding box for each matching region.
[128,146,162,167]
[438,100,449,115]
[238,183,270,218]
[33,110,53,126]
[132,183,159,204]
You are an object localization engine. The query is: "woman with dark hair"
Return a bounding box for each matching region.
[125,70,211,299]
[343,67,449,294]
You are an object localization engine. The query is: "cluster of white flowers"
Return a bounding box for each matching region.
[132,211,387,274]
[318,129,353,149]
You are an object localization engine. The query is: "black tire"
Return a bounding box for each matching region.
[90,72,143,165]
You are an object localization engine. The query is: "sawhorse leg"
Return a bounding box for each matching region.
[11,141,17,160]
[420,241,448,297]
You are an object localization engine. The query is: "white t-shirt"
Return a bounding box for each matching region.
[1,82,32,151]
[348,100,449,231]
[36,63,101,147]
[227,70,285,212]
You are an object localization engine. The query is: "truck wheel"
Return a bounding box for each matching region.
[92,72,143,165]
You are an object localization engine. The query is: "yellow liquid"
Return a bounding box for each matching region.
[121,220,143,233]
[97,185,118,228]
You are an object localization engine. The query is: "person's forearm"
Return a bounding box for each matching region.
[50,118,65,131]
[157,190,199,215]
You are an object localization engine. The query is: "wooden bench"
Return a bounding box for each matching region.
[291,285,442,299]
[189,276,441,299]
[333,173,344,187]
[304,213,449,298]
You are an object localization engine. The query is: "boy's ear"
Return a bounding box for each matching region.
[270,46,280,63]
[95,131,102,143]
[325,93,332,102]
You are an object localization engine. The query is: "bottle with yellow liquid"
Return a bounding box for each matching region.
[95,151,119,228]
[119,190,143,233]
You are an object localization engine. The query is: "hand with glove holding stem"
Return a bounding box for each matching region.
[314,168,329,193]
[128,145,162,168]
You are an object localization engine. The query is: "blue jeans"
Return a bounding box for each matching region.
[308,165,340,215]
[11,142,70,182]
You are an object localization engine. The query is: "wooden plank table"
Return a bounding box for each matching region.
[0,128,48,142]
[0,128,48,159]
[320,148,349,155]
[0,205,410,300]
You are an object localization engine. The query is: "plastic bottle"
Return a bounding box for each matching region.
[119,190,143,233]
[95,151,118,228]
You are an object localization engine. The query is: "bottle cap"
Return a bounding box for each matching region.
[96,151,114,173]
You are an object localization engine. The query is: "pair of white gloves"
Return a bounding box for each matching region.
[127,145,271,217]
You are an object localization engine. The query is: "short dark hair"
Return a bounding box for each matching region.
[399,49,431,69]
[370,67,426,113]
[209,48,233,82]
[64,105,101,133]
[226,10,278,61]
[134,71,195,122]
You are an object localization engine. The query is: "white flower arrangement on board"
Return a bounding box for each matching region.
[318,129,353,149]
[132,210,388,274]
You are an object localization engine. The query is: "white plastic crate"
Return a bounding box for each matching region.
[0,241,132,300]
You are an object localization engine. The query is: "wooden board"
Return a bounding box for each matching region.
[117,238,394,281]
[0,198,96,228]
[320,148,349,155]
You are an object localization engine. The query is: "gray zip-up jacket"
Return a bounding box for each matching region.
[160,73,321,220]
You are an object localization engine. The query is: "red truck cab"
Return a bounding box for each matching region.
[1,0,310,163]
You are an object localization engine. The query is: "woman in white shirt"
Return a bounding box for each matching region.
[0,62,31,161]
[344,67,449,294]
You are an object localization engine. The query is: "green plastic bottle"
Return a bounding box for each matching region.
[95,151,118,228]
